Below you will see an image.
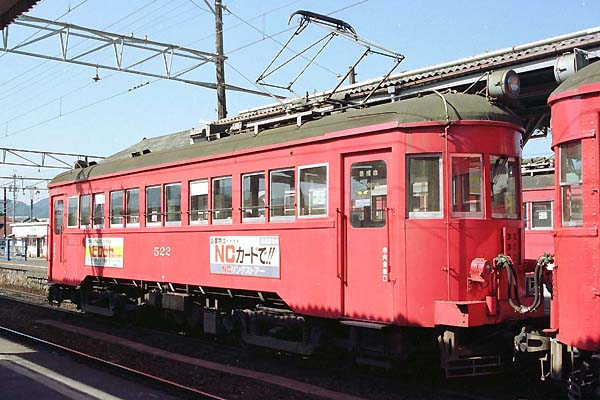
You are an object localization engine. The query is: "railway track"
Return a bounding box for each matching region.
[0,290,556,400]
[0,324,228,400]
[0,294,497,400]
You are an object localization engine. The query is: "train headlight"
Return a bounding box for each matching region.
[487,69,520,99]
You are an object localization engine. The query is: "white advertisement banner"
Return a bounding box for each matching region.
[85,237,124,268]
[210,236,280,278]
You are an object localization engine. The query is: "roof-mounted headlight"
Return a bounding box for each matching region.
[488,69,520,99]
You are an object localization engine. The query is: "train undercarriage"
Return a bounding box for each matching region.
[48,276,525,378]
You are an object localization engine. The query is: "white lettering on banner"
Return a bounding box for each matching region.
[210,236,280,278]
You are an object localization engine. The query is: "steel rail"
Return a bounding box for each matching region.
[0,324,229,400]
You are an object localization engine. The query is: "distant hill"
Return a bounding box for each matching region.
[0,198,49,219]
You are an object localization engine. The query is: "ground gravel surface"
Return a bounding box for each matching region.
[0,293,567,400]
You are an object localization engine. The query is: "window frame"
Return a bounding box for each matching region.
[349,160,388,228]
[164,182,182,226]
[53,199,64,234]
[269,168,296,222]
[212,176,233,224]
[490,155,519,220]
[559,140,583,227]
[79,194,91,229]
[450,154,483,219]
[109,190,124,228]
[242,171,266,223]
[145,185,162,227]
[298,163,329,219]
[92,192,105,229]
[531,200,553,230]
[406,154,443,219]
[67,196,79,228]
[189,179,209,225]
[125,188,140,228]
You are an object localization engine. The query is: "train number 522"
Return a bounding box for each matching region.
[153,246,171,257]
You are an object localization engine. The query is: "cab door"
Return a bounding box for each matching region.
[343,151,394,322]
[50,196,65,280]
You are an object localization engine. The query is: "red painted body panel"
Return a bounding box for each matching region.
[550,78,600,351]
[48,119,538,328]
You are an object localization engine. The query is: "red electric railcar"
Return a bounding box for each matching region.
[48,93,540,373]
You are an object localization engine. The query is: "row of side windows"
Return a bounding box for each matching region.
[64,164,328,228]
[59,153,520,229]
[408,154,519,219]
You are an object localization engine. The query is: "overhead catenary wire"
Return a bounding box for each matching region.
[0,1,191,126]
[0,1,301,134]
[0,0,167,110]
[0,0,166,103]
[1,0,372,139]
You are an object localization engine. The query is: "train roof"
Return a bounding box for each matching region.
[550,60,600,100]
[50,93,520,186]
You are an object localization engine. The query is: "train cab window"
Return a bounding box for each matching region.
[560,141,583,227]
[189,179,209,224]
[53,200,64,234]
[491,156,518,219]
[67,196,78,228]
[79,194,91,228]
[125,188,140,227]
[242,172,265,222]
[270,168,295,221]
[350,161,387,228]
[110,190,124,227]
[146,186,161,226]
[531,201,553,229]
[92,193,105,228]
[407,155,442,218]
[212,176,232,223]
[165,183,181,225]
[451,156,482,217]
[299,164,328,217]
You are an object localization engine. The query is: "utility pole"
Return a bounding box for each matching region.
[215,0,227,119]
[2,187,6,240]
[11,174,17,223]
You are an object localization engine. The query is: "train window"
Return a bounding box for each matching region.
[350,161,387,228]
[560,140,583,227]
[407,155,442,218]
[125,188,140,227]
[523,203,529,230]
[242,172,265,222]
[146,186,161,226]
[490,156,518,219]
[67,196,78,228]
[92,193,105,228]
[531,201,553,229]
[53,200,64,235]
[212,176,232,223]
[165,183,181,225]
[79,194,91,228]
[299,164,328,217]
[270,168,295,221]
[189,179,209,224]
[110,191,124,227]
[451,156,482,218]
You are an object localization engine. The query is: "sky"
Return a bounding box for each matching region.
[1,0,599,201]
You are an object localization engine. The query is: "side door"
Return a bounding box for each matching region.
[50,196,65,280]
[343,151,394,322]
